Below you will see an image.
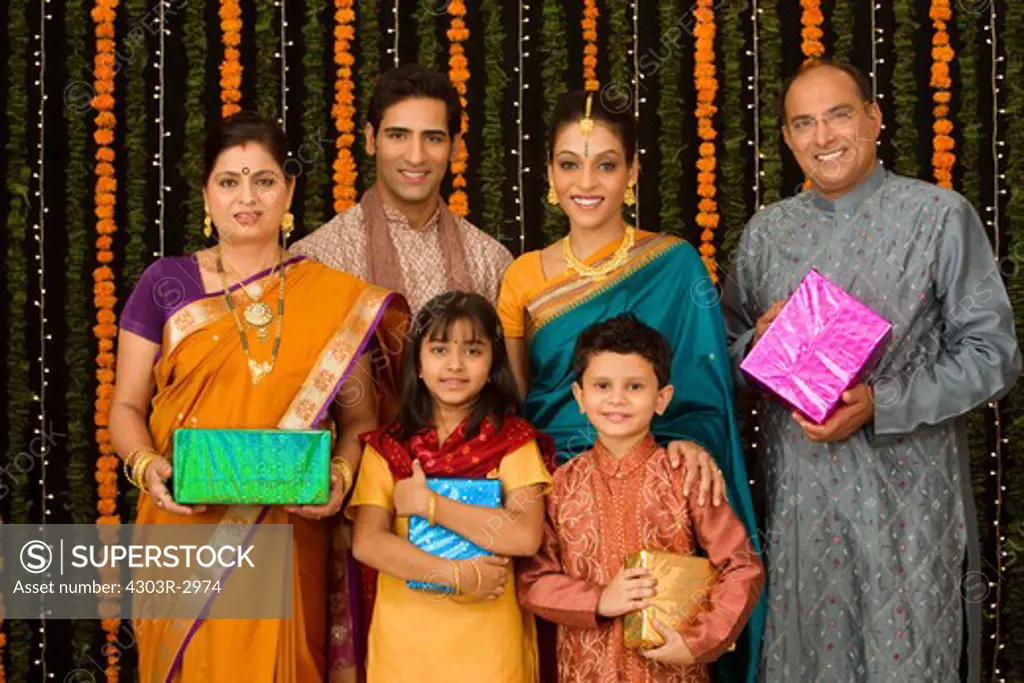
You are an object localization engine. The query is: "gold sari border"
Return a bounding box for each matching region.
[279,284,394,431]
[160,256,309,357]
[527,233,680,338]
[162,297,229,358]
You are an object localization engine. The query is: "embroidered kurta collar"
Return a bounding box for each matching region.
[810,161,887,215]
[593,433,658,479]
[381,201,441,233]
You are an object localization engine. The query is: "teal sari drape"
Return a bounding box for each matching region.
[524,234,765,683]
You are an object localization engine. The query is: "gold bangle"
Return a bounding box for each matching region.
[331,458,354,496]
[132,453,159,493]
[122,457,135,486]
[125,447,158,480]
[427,491,437,527]
[131,457,149,492]
[125,447,159,467]
[448,559,461,596]
[470,559,482,597]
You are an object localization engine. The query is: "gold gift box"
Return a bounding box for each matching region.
[623,550,725,650]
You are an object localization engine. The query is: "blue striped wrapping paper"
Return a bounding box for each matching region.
[407,477,502,592]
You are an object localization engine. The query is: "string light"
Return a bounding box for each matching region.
[749,0,762,210]
[155,0,166,257]
[515,0,527,253]
[35,1,51,677]
[279,0,289,126]
[987,1,1004,675]
[872,3,885,140]
[631,0,640,224]
[387,0,400,65]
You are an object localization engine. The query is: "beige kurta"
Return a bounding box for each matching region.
[293,202,513,314]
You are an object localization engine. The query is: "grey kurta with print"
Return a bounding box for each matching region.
[721,164,1020,683]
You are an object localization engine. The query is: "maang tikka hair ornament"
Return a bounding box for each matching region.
[580,93,595,158]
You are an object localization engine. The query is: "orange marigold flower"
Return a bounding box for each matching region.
[694,7,714,22]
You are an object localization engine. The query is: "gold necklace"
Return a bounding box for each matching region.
[221,252,282,343]
[215,248,286,385]
[561,227,636,281]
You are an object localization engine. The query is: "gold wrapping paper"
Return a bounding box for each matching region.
[623,550,718,649]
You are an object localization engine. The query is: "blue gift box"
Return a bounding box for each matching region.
[407,477,502,593]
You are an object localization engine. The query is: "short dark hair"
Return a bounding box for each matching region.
[203,111,292,185]
[778,58,874,124]
[572,314,672,388]
[548,90,637,162]
[395,292,521,441]
[367,64,463,139]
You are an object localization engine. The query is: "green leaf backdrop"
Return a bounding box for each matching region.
[1,0,1021,680]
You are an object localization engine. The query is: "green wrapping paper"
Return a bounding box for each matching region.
[172,428,331,505]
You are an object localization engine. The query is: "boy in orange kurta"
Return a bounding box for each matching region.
[518,314,764,682]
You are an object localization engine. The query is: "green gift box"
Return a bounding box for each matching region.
[172,429,331,505]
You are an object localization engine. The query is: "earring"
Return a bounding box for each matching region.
[547,186,559,206]
[623,184,636,207]
[281,212,294,238]
[203,211,213,238]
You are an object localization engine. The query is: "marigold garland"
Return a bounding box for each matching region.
[447,0,470,217]
[583,0,599,92]
[333,0,358,212]
[800,0,825,63]
[219,0,242,117]
[694,0,719,283]
[91,0,122,678]
[799,0,824,190]
[930,0,955,189]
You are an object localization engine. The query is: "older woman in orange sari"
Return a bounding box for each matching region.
[110,112,408,682]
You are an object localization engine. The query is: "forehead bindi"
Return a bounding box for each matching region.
[213,143,280,175]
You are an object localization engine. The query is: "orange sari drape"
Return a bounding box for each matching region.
[133,259,408,683]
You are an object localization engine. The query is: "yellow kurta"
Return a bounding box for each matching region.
[348,440,552,683]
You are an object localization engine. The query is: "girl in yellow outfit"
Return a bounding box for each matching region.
[349,292,555,683]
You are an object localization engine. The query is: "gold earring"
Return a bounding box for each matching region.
[547,186,559,206]
[203,211,213,238]
[624,184,636,207]
[281,212,294,238]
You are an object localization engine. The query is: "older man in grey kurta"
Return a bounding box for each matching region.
[723,60,1020,683]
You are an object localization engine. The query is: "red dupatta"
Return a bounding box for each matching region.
[362,414,556,480]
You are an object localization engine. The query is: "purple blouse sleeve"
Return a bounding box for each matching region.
[120,257,202,344]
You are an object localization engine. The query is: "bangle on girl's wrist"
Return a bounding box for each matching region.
[427,491,438,527]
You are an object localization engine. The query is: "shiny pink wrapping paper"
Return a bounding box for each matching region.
[740,269,892,424]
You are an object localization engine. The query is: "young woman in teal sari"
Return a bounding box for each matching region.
[498,91,765,683]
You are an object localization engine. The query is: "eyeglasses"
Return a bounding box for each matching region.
[784,102,872,140]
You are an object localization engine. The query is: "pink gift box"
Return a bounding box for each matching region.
[740,269,892,424]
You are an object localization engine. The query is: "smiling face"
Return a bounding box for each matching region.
[418,317,494,414]
[782,65,882,199]
[366,96,455,213]
[572,351,673,443]
[548,121,638,232]
[203,142,294,246]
